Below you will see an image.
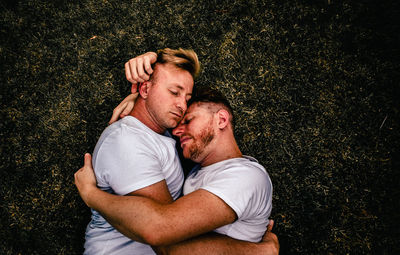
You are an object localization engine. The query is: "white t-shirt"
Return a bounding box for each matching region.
[84,116,184,255]
[183,156,272,242]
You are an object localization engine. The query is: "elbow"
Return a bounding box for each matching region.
[142,232,167,246]
[140,225,170,246]
[130,208,175,246]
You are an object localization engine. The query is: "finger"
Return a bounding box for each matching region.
[84,153,92,167]
[120,92,138,117]
[148,52,157,64]
[120,101,133,118]
[137,57,150,81]
[125,62,133,84]
[130,60,144,83]
[131,83,138,94]
[144,56,154,76]
[109,102,127,124]
[109,108,120,124]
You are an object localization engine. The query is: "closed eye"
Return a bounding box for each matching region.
[183,117,193,124]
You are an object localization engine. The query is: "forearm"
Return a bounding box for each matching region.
[86,187,164,244]
[154,232,279,255]
[75,154,186,245]
[82,187,238,246]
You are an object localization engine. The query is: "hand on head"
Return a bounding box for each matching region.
[109,52,157,125]
[125,52,157,84]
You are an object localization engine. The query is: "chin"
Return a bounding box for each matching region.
[183,150,201,163]
[182,151,194,161]
[182,150,190,160]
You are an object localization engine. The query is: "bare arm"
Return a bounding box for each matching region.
[75,154,173,243]
[110,179,173,242]
[153,221,279,255]
[75,154,236,246]
[75,154,279,253]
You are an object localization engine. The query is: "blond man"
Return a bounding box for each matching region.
[83,48,199,254]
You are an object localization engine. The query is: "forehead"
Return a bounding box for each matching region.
[154,64,193,85]
[185,103,210,116]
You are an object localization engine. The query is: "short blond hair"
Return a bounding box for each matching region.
[155,48,200,79]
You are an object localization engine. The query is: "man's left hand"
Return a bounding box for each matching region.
[74,153,97,207]
[259,220,280,254]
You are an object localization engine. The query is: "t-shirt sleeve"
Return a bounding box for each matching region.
[201,166,271,219]
[95,131,165,195]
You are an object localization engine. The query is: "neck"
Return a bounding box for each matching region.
[129,98,165,134]
[200,133,242,167]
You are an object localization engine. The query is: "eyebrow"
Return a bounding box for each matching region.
[173,84,192,96]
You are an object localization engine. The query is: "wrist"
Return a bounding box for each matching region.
[81,184,98,208]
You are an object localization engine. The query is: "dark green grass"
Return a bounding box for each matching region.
[1,0,399,254]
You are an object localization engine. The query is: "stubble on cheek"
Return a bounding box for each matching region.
[187,125,214,160]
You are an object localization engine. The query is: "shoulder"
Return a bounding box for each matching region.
[221,157,268,176]
[94,120,163,168]
[195,157,270,186]
[216,157,272,189]
[102,118,160,149]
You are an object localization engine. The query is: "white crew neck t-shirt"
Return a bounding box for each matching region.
[84,116,184,255]
[183,156,273,242]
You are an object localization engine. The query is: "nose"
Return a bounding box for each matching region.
[176,96,187,115]
[172,123,184,137]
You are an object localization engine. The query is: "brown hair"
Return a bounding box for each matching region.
[189,87,235,128]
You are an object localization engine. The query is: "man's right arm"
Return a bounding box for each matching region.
[75,155,278,254]
[114,179,173,243]
[153,221,279,255]
[75,155,273,249]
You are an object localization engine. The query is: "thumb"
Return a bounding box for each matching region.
[267,219,274,232]
[84,153,92,167]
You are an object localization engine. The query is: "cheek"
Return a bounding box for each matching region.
[160,94,174,106]
[151,93,170,110]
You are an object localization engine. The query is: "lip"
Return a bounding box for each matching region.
[170,112,182,118]
[180,136,191,147]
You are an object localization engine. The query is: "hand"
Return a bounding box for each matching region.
[259,220,280,255]
[109,92,139,124]
[74,153,97,207]
[125,51,157,84]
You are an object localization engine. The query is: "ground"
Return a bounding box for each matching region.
[1,0,399,254]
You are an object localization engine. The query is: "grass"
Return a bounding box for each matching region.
[1,0,399,254]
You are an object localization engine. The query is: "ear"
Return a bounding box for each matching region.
[138,81,151,99]
[216,109,230,130]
